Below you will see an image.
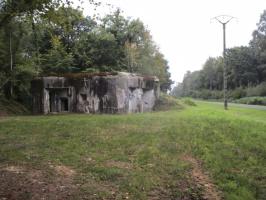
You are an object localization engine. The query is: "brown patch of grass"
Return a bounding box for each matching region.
[181,155,222,200]
[148,187,171,200]
[0,165,77,200]
[52,165,76,177]
[75,175,120,200]
[105,160,133,169]
[3,165,24,173]
[82,157,95,164]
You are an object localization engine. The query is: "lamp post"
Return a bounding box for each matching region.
[212,15,235,110]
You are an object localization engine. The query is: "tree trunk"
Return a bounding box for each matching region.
[31,12,40,73]
[9,28,13,97]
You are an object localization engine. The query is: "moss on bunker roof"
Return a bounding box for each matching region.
[37,72,158,81]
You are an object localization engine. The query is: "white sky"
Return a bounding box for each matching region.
[81,0,266,84]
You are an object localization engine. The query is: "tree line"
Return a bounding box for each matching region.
[0,0,172,105]
[172,10,266,100]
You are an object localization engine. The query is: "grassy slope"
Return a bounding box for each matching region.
[0,102,266,199]
[0,97,29,116]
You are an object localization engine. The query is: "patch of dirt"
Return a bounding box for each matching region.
[83,157,94,163]
[0,111,8,117]
[3,165,24,173]
[0,164,77,200]
[105,160,133,169]
[0,156,222,200]
[79,181,120,200]
[181,155,222,200]
[52,164,76,177]
[148,187,172,200]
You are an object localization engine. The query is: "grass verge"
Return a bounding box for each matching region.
[0,102,266,199]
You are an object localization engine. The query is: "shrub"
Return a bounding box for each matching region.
[246,82,266,97]
[229,87,246,99]
[0,96,29,115]
[233,96,266,106]
[154,94,184,111]
[182,98,197,106]
[179,82,266,101]
[194,89,223,100]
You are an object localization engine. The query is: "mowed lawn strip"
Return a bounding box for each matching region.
[0,102,266,199]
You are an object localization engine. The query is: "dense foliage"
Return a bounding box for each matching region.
[0,1,172,104]
[172,10,266,100]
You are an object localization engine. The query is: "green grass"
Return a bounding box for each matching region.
[0,102,266,199]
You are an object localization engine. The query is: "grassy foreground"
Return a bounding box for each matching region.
[0,102,266,199]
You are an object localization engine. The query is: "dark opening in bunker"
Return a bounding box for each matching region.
[47,88,69,113]
[80,94,87,101]
[60,97,69,111]
[49,91,58,112]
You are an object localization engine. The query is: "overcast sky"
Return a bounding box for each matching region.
[81,0,266,84]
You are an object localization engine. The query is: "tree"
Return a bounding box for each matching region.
[225,47,257,88]
[171,82,183,97]
[0,3,173,102]
[0,0,52,27]
[250,10,266,82]
[201,57,218,90]
[41,35,74,74]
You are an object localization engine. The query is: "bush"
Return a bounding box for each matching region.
[178,82,266,101]
[229,87,246,99]
[181,89,223,100]
[182,98,197,106]
[246,82,266,97]
[0,96,29,116]
[233,96,266,106]
[154,94,184,111]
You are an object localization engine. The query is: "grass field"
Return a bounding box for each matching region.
[0,101,266,199]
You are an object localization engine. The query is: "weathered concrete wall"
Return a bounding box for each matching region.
[31,72,160,114]
[75,76,118,113]
[142,89,156,112]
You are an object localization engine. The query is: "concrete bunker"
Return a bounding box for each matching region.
[31,72,160,114]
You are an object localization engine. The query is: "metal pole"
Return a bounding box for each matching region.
[212,15,235,110]
[223,23,228,110]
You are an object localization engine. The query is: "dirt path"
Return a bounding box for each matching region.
[181,155,222,200]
